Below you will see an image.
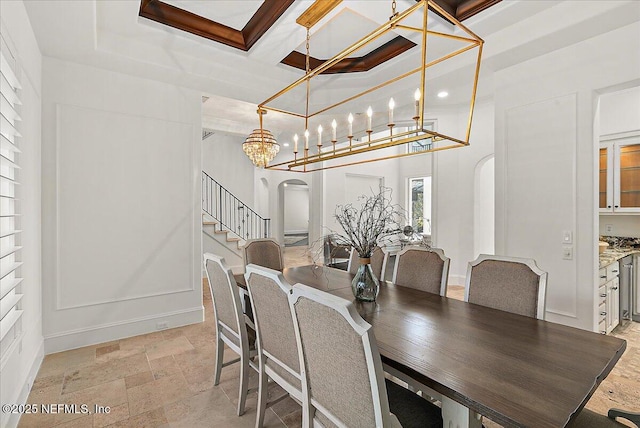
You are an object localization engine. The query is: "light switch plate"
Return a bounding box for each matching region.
[562,230,572,244]
[562,246,573,260]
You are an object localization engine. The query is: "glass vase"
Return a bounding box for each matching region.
[351,258,380,302]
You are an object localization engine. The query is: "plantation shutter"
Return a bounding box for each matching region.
[0,46,24,354]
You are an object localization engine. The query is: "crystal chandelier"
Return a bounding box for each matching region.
[252,0,483,172]
[243,109,280,168]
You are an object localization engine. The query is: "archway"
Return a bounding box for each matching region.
[474,155,495,257]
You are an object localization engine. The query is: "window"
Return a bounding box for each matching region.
[407,121,435,154]
[0,46,23,357]
[408,177,431,234]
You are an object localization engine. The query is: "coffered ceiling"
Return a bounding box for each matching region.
[138,0,500,74]
[22,1,640,138]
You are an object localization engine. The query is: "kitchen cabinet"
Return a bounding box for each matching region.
[598,261,620,334]
[600,136,640,213]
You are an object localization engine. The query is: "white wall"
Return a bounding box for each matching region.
[432,102,495,284]
[600,215,640,238]
[495,22,640,330]
[0,2,43,427]
[41,58,203,353]
[202,132,255,209]
[284,184,309,234]
[598,86,640,237]
[599,86,640,136]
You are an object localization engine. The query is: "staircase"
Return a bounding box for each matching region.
[201,171,270,256]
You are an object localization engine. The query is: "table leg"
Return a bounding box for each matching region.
[441,397,482,428]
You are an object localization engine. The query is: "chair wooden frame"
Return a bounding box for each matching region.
[242,238,284,271]
[245,264,304,428]
[203,253,257,416]
[464,254,548,320]
[346,246,389,283]
[391,247,450,296]
[288,283,401,428]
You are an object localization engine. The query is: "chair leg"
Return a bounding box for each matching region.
[214,332,224,386]
[255,366,268,428]
[237,352,250,416]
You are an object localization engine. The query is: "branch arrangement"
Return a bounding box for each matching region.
[333,187,403,258]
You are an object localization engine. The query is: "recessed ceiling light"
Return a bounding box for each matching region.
[283,143,290,147]
[437,91,449,98]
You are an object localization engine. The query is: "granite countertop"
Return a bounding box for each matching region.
[599,247,640,268]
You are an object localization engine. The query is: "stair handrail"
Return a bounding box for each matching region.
[202,171,271,240]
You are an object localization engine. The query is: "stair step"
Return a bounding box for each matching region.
[227,237,241,242]
[202,221,218,226]
[214,230,228,235]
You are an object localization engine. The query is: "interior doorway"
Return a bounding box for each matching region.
[281,180,310,247]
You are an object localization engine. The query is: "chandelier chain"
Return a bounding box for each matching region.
[305,28,310,74]
[391,0,397,19]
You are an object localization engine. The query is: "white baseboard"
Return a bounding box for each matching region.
[2,338,44,428]
[284,230,308,235]
[43,306,204,354]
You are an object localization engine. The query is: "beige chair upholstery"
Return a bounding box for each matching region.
[245,264,303,428]
[289,283,442,428]
[392,247,450,296]
[203,253,257,416]
[464,254,547,319]
[347,246,389,281]
[242,238,284,271]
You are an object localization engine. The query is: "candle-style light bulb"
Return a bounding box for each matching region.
[317,125,323,147]
[366,106,373,131]
[331,119,337,141]
[348,113,354,137]
[414,89,421,118]
[293,133,299,153]
[304,129,309,150]
[388,98,395,125]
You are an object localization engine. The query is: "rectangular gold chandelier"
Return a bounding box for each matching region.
[259,0,484,172]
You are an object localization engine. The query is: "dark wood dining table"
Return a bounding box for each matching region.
[235,265,626,428]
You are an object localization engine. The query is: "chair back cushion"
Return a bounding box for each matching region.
[205,256,240,334]
[394,248,446,295]
[244,239,283,271]
[247,271,300,374]
[293,295,379,427]
[468,259,541,318]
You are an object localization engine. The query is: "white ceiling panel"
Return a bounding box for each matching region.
[163,0,263,30]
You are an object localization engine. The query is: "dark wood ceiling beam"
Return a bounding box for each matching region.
[455,0,502,21]
[139,0,295,52]
[242,0,296,49]
[280,36,416,74]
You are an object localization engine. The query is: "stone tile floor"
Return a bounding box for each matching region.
[19,247,639,427]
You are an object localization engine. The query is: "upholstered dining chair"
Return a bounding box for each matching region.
[244,264,303,428]
[242,238,284,271]
[289,283,443,428]
[203,253,257,416]
[347,246,389,282]
[392,247,450,296]
[464,255,639,427]
[464,254,548,319]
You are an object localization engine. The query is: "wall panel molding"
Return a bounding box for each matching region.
[54,104,195,310]
[504,93,578,318]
